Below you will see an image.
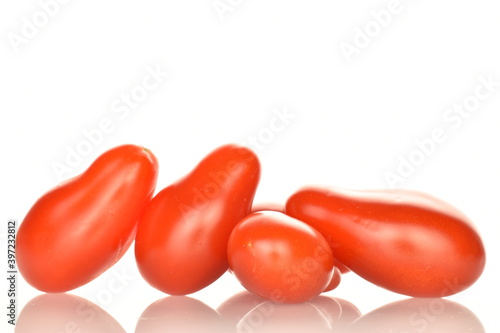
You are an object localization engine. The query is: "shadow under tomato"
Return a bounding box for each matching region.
[15,293,126,333]
[135,296,230,333]
[348,297,485,333]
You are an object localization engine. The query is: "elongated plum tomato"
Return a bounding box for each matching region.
[227,211,335,303]
[17,145,158,293]
[135,144,260,295]
[285,186,486,297]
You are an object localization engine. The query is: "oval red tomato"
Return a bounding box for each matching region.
[227,211,335,303]
[17,144,158,292]
[285,186,486,297]
[135,144,260,295]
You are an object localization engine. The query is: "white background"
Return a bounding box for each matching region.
[1,0,499,332]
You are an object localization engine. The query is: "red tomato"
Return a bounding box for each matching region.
[17,144,158,292]
[227,211,335,303]
[135,144,260,295]
[285,186,486,297]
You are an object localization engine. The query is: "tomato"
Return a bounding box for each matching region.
[136,296,227,333]
[227,211,335,303]
[349,298,484,332]
[16,294,126,333]
[285,186,486,297]
[250,203,347,286]
[17,144,158,292]
[135,144,260,295]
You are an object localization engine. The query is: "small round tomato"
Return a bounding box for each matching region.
[17,144,158,292]
[227,211,335,303]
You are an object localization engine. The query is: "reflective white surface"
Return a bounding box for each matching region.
[14,291,484,333]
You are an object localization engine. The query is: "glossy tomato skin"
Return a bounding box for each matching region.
[17,144,158,293]
[227,211,335,303]
[135,144,260,295]
[250,204,350,275]
[285,186,486,297]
